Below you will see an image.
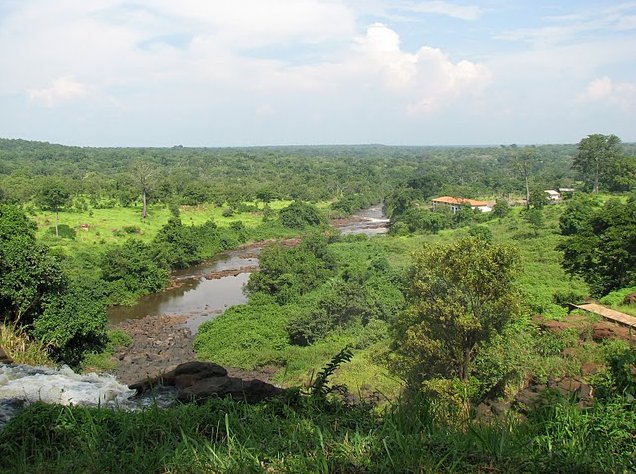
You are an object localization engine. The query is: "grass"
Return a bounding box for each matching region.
[0,322,53,366]
[34,200,296,254]
[81,330,133,372]
[1,391,634,473]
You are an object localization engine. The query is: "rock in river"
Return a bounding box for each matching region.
[130,361,283,404]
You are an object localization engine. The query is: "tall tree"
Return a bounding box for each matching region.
[390,236,521,387]
[0,205,66,325]
[511,146,538,208]
[37,178,71,237]
[131,160,154,220]
[573,134,622,193]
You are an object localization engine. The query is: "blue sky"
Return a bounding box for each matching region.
[0,0,635,146]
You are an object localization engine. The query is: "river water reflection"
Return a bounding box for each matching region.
[107,205,388,330]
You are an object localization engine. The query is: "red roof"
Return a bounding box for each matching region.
[432,196,489,207]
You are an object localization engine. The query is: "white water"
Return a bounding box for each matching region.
[0,364,178,429]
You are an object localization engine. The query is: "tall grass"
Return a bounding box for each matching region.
[0,322,52,366]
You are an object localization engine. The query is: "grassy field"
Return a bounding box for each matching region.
[35,200,296,247]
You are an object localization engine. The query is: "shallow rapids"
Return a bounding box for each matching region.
[0,364,177,429]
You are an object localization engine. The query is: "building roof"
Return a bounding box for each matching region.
[432,196,489,207]
[545,190,560,195]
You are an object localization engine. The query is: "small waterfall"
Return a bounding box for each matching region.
[0,364,177,430]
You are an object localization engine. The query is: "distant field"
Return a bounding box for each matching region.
[35,200,294,243]
[31,199,313,275]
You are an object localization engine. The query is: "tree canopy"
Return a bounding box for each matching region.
[573,134,623,193]
[390,236,521,388]
[559,195,636,296]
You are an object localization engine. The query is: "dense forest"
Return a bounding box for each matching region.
[1,136,636,472]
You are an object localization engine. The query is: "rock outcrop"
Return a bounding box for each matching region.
[130,361,283,404]
[514,376,593,413]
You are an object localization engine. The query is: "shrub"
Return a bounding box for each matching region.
[33,286,108,367]
[279,201,325,229]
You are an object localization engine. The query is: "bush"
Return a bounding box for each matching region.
[246,235,336,304]
[600,286,636,306]
[33,286,108,367]
[194,303,291,368]
[100,239,170,301]
[279,201,325,229]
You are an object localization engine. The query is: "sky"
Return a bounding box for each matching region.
[0,0,635,147]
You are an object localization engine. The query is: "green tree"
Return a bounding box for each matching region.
[492,199,510,218]
[279,201,325,229]
[513,146,538,208]
[559,193,596,236]
[37,179,71,237]
[100,239,170,300]
[33,285,107,367]
[559,197,636,295]
[523,208,544,236]
[0,206,66,325]
[573,134,623,193]
[246,234,336,304]
[528,186,549,209]
[390,237,521,387]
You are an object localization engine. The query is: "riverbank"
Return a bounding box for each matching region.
[105,206,388,385]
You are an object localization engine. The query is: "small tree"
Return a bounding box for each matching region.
[528,186,549,210]
[523,208,544,236]
[279,201,325,229]
[492,199,510,218]
[37,179,71,237]
[390,236,521,388]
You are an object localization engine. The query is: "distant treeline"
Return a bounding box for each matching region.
[3,138,628,211]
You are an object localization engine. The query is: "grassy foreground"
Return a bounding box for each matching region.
[1,392,634,473]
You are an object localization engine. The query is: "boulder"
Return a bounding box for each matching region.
[178,377,283,404]
[129,361,283,404]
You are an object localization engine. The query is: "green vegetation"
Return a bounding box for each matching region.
[559,195,636,295]
[389,236,521,392]
[0,205,106,366]
[1,137,636,472]
[1,351,635,473]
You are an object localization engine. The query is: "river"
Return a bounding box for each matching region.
[107,204,388,331]
[0,205,388,427]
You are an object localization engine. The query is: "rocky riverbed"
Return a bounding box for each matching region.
[112,313,277,386]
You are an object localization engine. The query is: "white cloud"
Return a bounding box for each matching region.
[149,0,356,48]
[353,23,492,113]
[399,1,482,21]
[577,76,636,107]
[27,77,92,106]
[499,2,636,46]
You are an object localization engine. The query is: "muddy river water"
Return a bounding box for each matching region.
[106,204,389,331]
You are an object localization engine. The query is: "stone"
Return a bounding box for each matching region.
[178,377,284,404]
[0,346,13,364]
[129,360,284,404]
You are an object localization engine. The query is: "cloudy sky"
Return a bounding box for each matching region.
[1,0,635,146]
